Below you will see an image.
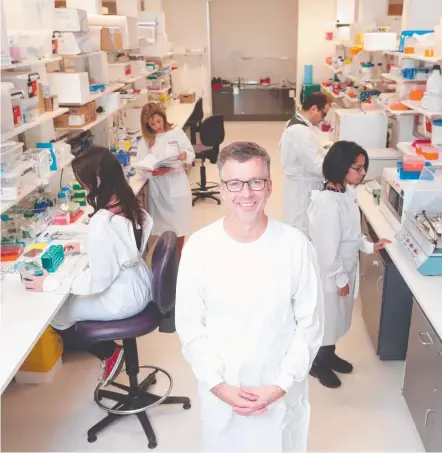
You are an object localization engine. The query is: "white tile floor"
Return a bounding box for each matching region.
[1,122,425,452]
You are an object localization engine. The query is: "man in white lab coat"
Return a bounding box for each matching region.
[175,142,324,452]
[279,92,331,236]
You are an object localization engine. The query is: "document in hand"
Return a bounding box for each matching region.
[133,154,180,171]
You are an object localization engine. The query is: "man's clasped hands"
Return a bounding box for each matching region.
[211,383,286,416]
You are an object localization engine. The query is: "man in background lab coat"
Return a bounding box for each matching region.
[279,92,330,236]
[175,142,324,452]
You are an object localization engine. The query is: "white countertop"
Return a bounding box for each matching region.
[358,186,442,339]
[0,100,198,393]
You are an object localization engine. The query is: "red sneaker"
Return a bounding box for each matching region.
[100,345,125,387]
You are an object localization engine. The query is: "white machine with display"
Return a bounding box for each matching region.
[395,167,442,276]
[380,167,442,232]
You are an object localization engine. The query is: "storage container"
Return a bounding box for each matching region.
[0,166,23,201]
[66,0,102,15]
[54,8,88,33]
[363,32,397,51]
[403,154,425,172]
[87,15,139,50]
[397,161,433,180]
[108,62,132,82]
[3,0,54,32]
[6,30,53,60]
[16,326,63,384]
[2,72,40,100]
[0,142,24,173]
[1,82,15,134]
[47,72,91,105]
[41,245,65,272]
[431,118,442,146]
[100,27,123,52]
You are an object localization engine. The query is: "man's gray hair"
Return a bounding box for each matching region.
[217,141,271,178]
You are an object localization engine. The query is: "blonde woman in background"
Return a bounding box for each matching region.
[137,102,195,258]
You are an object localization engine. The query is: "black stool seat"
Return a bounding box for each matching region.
[76,303,161,343]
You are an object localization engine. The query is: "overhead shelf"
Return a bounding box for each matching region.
[383,51,441,63]
[0,155,74,214]
[59,83,125,107]
[0,55,62,70]
[1,108,69,142]
[381,73,427,84]
[401,100,442,118]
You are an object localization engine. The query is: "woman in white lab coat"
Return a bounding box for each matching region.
[22,146,153,387]
[308,141,391,389]
[137,102,195,259]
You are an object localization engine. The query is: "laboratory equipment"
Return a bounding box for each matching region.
[380,167,442,231]
[365,148,400,182]
[19,261,45,279]
[41,245,65,273]
[396,168,442,276]
[331,109,388,150]
[424,65,442,112]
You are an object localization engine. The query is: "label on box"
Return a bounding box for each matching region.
[0,185,20,201]
[12,106,21,125]
[68,114,86,126]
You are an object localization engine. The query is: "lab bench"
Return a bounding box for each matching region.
[357,186,442,452]
[0,100,198,394]
[212,85,295,121]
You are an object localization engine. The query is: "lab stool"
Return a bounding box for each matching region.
[74,232,191,449]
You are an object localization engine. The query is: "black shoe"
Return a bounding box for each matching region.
[330,353,353,374]
[309,365,341,388]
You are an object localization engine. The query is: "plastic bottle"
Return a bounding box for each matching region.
[424,64,442,112]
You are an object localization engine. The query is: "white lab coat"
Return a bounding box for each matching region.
[175,218,324,452]
[279,113,325,237]
[308,187,374,346]
[47,209,153,330]
[136,127,195,237]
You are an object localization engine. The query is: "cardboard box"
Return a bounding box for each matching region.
[54,100,97,128]
[44,96,59,112]
[179,92,196,104]
[101,27,123,52]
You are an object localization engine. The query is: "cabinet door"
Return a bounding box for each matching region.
[360,252,384,353]
[403,301,442,452]
[212,88,234,119]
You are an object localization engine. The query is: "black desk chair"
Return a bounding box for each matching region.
[192,115,225,206]
[186,98,204,144]
[75,232,190,450]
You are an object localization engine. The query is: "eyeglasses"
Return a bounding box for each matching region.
[222,179,268,192]
[350,165,366,174]
[319,107,328,119]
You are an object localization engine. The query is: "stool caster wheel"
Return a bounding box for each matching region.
[88,434,97,443]
[183,402,191,410]
[148,441,157,449]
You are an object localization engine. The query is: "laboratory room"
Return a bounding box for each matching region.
[1,0,442,451]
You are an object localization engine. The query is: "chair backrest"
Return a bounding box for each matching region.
[151,231,178,315]
[199,115,225,148]
[189,98,204,123]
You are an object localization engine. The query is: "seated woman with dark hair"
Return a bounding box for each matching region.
[307,141,391,389]
[21,146,154,387]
